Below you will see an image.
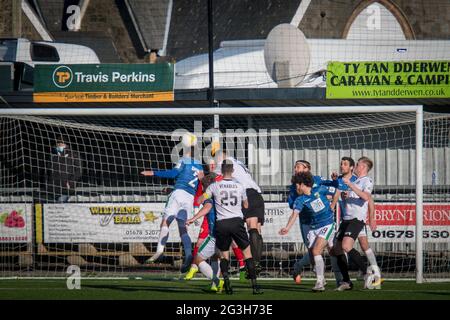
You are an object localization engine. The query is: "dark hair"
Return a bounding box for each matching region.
[56,136,68,145]
[202,164,211,175]
[201,172,217,189]
[341,156,355,168]
[221,160,234,175]
[290,175,297,184]
[295,160,311,170]
[293,172,314,188]
[358,156,373,171]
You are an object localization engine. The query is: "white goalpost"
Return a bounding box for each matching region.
[1,105,447,284]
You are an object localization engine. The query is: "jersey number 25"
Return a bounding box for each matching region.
[220,190,238,206]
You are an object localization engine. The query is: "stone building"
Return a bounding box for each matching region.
[1,0,449,63]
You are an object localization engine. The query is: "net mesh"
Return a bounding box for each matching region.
[0,111,449,280]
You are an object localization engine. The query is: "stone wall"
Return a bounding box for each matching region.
[0,0,44,40]
[1,0,449,63]
[79,0,142,63]
[299,0,450,40]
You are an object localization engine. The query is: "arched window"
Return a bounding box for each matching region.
[343,0,414,40]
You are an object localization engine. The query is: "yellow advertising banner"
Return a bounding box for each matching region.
[326,61,450,99]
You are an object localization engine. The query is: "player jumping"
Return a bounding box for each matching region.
[141,151,204,273]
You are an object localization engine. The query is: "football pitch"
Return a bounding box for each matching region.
[0,278,449,300]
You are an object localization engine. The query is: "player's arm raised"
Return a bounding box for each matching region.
[342,177,371,201]
[141,160,184,178]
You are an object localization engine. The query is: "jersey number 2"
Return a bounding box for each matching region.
[188,168,200,188]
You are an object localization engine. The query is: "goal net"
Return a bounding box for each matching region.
[0,108,449,282]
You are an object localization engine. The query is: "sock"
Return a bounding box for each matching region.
[294,253,310,274]
[220,259,230,278]
[313,255,325,282]
[198,261,213,280]
[336,254,350,283]
[257,233,264,265]
[348,248,366,274]
[177,220,192,258]
[245,258,259,289]
[244,258,257,280]
[211,259,220,279]
[330,255,343,285]
[248,229,261,263]
[365,248,378,267]
[157,225,169,253]
[232,247,245,268]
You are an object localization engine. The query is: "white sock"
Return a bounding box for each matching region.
[190,264,198,269]
[314,255,325,282]
[157,226,169,253]
[198,261,214,280]
[365,248,378,267]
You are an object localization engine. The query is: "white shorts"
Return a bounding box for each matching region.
[307,223,336,249]
[164,189,194,221]
[197,235,219,260]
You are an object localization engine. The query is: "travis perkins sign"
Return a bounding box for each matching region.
[33,63,174,103]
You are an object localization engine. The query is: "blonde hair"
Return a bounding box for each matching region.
[358,156,373,171]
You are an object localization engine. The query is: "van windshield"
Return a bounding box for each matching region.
[0,39,17,61]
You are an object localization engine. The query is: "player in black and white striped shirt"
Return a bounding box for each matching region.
[197,160,263,295]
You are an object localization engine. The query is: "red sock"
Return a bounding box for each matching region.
[233,247,245,268]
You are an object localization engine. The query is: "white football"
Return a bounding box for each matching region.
[182,133,197,147]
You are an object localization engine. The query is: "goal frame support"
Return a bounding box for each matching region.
[0,105,424,283]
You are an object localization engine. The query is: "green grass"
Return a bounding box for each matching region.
[0,278,449,300]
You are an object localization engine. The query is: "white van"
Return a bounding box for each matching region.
[0,38,100,67]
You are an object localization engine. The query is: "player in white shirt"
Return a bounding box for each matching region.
[211,144,265,275]
[330,157,382,289]
[332,156,381,291]
[197,160,263,295]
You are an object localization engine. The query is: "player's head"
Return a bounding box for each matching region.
[221,160,234,177]
[340,156,355,175]
[356,156,373,176]
[294,160,311,175]
[201,172,218,190]
[293,172,314,194]
[205,159,214,173]
[55,137,67,154]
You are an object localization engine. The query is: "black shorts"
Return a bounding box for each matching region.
[215,217,250,251]
[336,218,365,241]
[242,188,265,225]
